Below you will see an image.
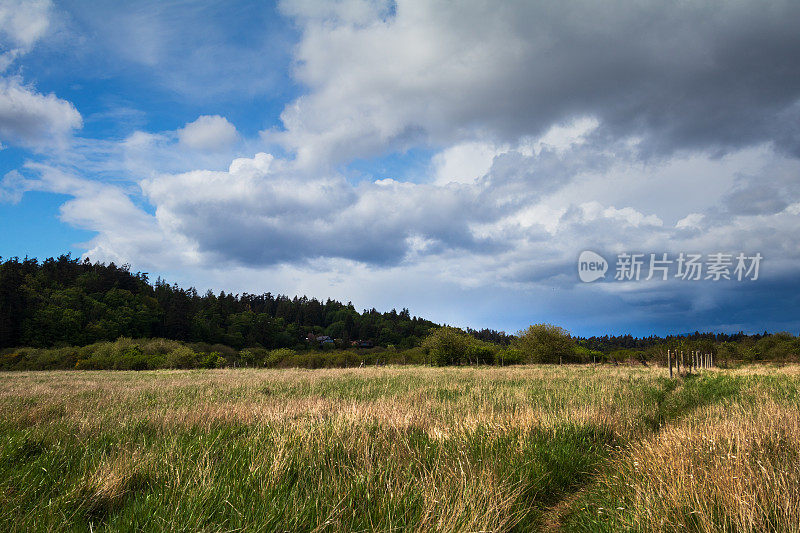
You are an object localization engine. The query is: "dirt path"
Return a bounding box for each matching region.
[540,376,695,531]
[540,485,590,532]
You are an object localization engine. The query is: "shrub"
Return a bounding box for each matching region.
[465,342,497,365]
[264,348,296,367]
[239,349,257,367]
[165,346,197,369]
[199,352,226,369]
[514,324,577,364]
[118,346,150,371]
[422,327,471,365]
[496,348,524,366]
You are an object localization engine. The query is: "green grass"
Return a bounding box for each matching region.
[1,365,797,532]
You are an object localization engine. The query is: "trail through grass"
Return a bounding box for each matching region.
[1,365,797,532]
[560,369,800,532]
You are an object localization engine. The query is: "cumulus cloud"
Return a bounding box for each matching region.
[177,115,238,152]
[432,141,504,185]
[0,0,82,149]
[0,76,82,148]
[132,134,800,287]
[141,152,501,266]
[273,0,800,168]
[5,162,200,268]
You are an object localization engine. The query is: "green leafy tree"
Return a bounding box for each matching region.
[514,324,577,364]
[422,327,473,366]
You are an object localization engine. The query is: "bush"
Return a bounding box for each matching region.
[496,348,524,365]
[514,324,577,364]
[117,346,150,371]
[199,352,226,369]
[264,348,296,367]
[239,349,257,367]
[166,346,197,369]
[421,327,499,366]
[465,342,496,365]
[574,345,604,364]
[422,327,474,366]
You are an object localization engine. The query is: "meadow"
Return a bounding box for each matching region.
[1,365,798,532]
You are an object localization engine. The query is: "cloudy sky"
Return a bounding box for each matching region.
[1,0,799,336]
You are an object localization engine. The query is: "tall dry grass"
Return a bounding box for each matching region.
[2,365,798,531]
[567,368,800,532]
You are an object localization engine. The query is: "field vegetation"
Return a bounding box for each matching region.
[3,324,798,372]
[2,364,798,531]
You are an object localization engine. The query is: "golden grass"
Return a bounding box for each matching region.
[2,364,799,531]
[0,365,659,439]
[571,369,800,532]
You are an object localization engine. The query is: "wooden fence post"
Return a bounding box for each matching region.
[668,349,673,378]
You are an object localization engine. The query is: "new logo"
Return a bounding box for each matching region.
[578,251,608,283]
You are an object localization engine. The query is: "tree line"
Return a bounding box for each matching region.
[1,255,797,369]
[0,255,439,350]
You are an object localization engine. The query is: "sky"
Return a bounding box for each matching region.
[1,0,800,337]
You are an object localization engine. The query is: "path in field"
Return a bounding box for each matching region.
[538,372,726,531]
[540,485,590,532]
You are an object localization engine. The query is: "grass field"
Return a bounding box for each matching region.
[1,365,798,532]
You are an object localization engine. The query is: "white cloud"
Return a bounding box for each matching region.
[8,163,200,269]
[676,213,704,229]
[0,76,82,148]
[580,202,664,228]
[0,168,26,202]
[139,151,497,266]
[0,0,82,149]
[10,135,800,333]
[177,115,238,152]
[124,138,800,287]
[432,141,505,185]
[0,0,51,54]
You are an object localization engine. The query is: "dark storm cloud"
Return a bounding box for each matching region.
[278,0,800,165]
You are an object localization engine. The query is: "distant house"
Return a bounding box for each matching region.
[314,335,334,346]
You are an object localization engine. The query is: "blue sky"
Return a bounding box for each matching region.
[2,0,800,336]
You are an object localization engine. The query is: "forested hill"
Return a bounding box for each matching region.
[0,255,440,349]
